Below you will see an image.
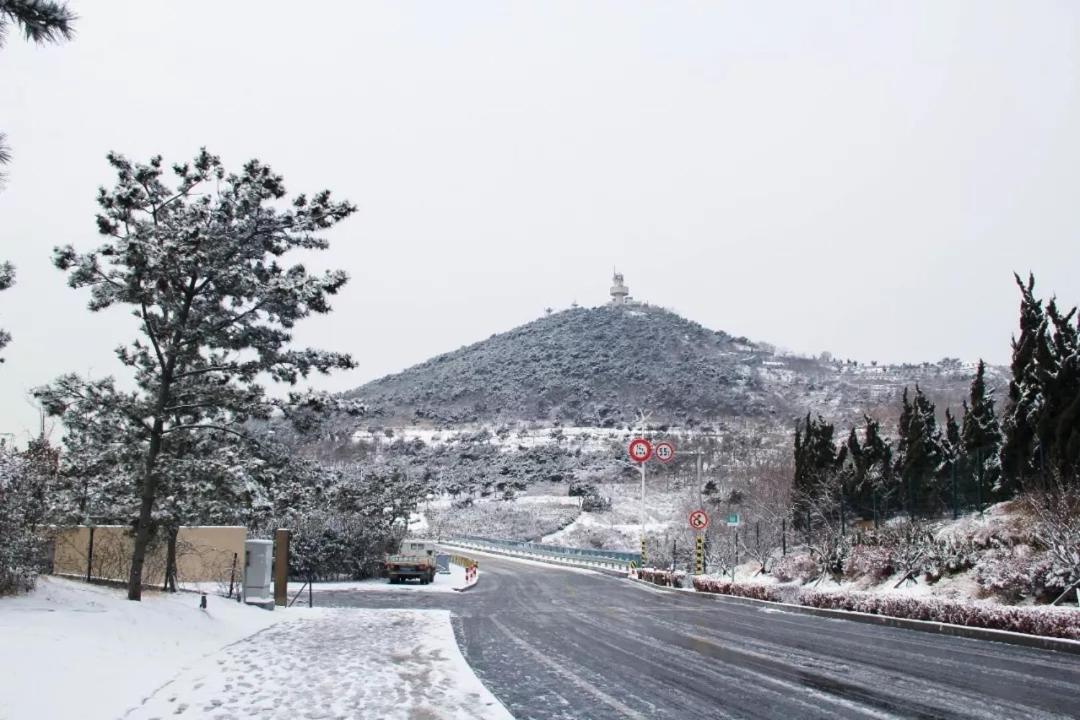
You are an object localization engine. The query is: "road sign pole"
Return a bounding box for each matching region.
[635,410,650,567]
[635,459,643,565]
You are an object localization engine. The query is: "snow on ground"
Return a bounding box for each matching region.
[127,608,511,720]
[1,576,509,720]
[441,544,601,576]
[542,481,688,550]
[0,576,289,720]
[302,563,469,596]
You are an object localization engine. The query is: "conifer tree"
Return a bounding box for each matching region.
[1001,273,1044,492]
[895,386,944,517]
[792,413,840,528]
[39,150,356,600]
[961,359,1001,503]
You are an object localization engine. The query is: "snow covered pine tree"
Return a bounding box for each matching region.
[39,150,356,600]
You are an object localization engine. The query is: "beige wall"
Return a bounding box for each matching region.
[52,526,246,588]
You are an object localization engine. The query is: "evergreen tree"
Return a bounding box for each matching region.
[895,386,944,517]
[792,413,840,528]
[1001,274,1080,491]
[0,0,75,45]
[39,150,356,600]
[1040,301,1080,483]
[1001,273,1044,492]
[961,359,1001,503]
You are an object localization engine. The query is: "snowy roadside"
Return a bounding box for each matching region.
[0,576,292,720]
[301,562,469,595]
[127,608,512,720]
[0,577,511,720]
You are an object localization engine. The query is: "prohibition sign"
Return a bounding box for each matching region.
[689,509,710,531]
[654,441,675,463]
[628,438,653,463]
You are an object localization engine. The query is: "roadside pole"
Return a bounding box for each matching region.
[634,409,651,568]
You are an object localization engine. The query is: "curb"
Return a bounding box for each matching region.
[630,578,1080,655]
[453,576,479,592]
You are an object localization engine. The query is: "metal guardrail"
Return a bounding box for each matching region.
[449,535,637,571]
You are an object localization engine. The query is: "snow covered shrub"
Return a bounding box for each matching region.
[797,589,1080,640]
[771,553,816,583]
[580,491,611,512]
[844,544,895,583]
[691,577,786,603]
[640,569,686,588]
[0,448,49,594]
[879,521,935,583]
[921,536,978,582]
[1024,484,1080,601]
[974,545,1051,603]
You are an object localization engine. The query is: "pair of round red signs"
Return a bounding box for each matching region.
[627,439,675,464]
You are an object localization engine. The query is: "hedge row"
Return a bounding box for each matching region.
[689,576,1080,641]
[639,568,687,588]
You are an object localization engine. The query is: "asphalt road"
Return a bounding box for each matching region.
[318,554,1080,720]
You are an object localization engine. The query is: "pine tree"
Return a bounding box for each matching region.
[0,0,75,45]
[1041,301,1080,484]
[1001,273,1044,492]
[895,386,944,517]
[961,359,1001,504]
[792,413,840,528]
[39,150,356,600]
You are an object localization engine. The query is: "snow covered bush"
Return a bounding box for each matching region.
[844,544,895,583]
[974,545,1052,603]
[691,577,786,603]
[1024,484,1080,601]
[640,568,686,588]
[921,536,978,582]
[0,447,49,594]
[798,588,1080,640]
[771,553,816,583]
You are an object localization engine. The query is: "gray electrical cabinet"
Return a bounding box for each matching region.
[244,539,274,609]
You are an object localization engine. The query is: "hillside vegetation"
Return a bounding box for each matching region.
[347,305,983,427]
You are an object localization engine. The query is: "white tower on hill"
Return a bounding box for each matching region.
[610,271,631,305]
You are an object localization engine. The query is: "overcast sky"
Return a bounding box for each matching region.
[1,1,1079,441]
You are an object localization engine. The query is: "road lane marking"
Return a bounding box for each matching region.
[489,616,651,720]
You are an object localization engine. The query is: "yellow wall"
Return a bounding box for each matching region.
[52,526,246,588]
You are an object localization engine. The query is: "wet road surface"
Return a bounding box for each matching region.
[317,554,1080,719]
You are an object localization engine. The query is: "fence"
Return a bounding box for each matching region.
[51,525,245,590]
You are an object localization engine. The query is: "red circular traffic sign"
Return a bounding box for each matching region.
[689,509,710,531]
[628,438,653,463]
[654,441,675,463]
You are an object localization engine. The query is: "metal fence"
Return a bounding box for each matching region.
[450,535,638,571]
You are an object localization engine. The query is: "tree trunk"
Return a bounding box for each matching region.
[127,419,165,601]
[163,526,178,592]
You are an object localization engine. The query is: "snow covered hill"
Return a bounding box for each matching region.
[343,304,992,429]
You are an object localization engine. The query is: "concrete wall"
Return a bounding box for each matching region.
[52,525,246,588]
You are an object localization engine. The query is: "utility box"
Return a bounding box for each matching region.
[244,539,274,609]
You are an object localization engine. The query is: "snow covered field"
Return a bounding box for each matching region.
[0,577,508,720]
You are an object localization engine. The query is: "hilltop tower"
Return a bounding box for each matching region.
[610,271,630,305]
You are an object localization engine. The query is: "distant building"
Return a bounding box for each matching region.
[610,271,633,305]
